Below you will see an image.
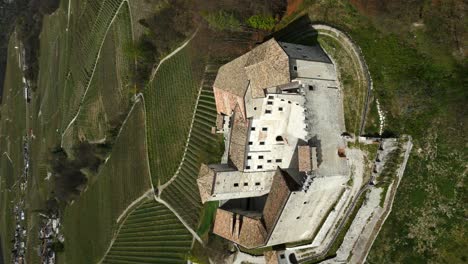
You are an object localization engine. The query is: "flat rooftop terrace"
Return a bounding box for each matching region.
[302,79,348,177]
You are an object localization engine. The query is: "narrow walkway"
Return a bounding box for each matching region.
[116,188,153,223]
[311,24,374,135]
[148,28,199,83]
[97,190,151,264]
[153,195,204,244]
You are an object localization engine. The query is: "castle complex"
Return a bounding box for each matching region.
[197,38,350,248]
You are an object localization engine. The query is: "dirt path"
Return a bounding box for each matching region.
[153,195,204,244]
[148,28,199,83]
[115,189,153,223]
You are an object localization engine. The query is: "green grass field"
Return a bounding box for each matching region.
[0,35,27,264]
[143,41,206,186]
[103,199,193,264]
[63,100,152,264]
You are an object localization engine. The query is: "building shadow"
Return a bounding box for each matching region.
[268,15,319,45]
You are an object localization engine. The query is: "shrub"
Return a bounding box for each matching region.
[246,14,276,30]
[202,10,242,31]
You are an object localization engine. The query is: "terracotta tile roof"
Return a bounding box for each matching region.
[298,145,312,172]
[264,251,279,264]
[245,39,290,98]
[228,104,248,170]
[196,164,216,203]
[213,53,250,98]
[262,168,300,233]
[213,39,290,101]
[213,209,267,249]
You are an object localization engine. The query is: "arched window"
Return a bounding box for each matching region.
[276,136,284,142]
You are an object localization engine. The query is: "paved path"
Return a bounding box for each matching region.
[311,24,374,136]
[355,137,413,263]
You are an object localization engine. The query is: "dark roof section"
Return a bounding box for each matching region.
[228,104,249,170]
[262,168,300,233]
[213,209,268,249]
[278,41,332,64]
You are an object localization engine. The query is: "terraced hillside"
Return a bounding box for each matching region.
[103,199,193,264]
[143,40,206,186]
[63,99,152,264]
[62,3,134,148]
[61,0,129,136]
[160,67,221,230]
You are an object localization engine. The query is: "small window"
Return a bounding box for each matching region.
[267,101,273,105]
[268,95,274,99]
[308,85,314,91]
[265,110,272,114]
[251,127,256,131]
[244,182,248,186]
[257,165,263,169]
[248,141,253,145]
[280,254,285,259]
[246,166,251,169]
[255,182,261,186]
[281,99,285,101]
[234,183,239,187]
[276,159,282,163]
[254,107,257,110]
[260,142,265,145]
[296,216,301,219]
[278,107,283,111]
[288,101,291,104]
[267,160,272,163]
[262,127,268,131]
[303,201,308,204]
[259,155,264,159]
[293,66,297,71]
[247,156,252,160]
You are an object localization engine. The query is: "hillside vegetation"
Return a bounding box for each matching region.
[281,1,467,262]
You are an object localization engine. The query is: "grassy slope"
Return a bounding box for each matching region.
[103,199,193,264]
[26,5,70,263]
[160,85,220,230]
[143,41,205,186]
[282,1,467,262]
[66,2,133,146]
[0,35,26,264]
[63,100,152,264]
